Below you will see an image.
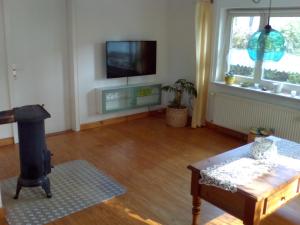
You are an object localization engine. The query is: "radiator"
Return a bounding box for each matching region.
[212,93,300,142]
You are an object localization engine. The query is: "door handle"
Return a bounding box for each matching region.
[8,64,17,80]
[12,68,17,80]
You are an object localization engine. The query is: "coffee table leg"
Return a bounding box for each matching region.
[243,199,263,225]
[192,196,201,225]
[243,221,260,225]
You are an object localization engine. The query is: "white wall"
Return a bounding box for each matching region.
[166,0,197,110]
[72,0,168,124]
[0,0,12,139]
[167,0,197,84]
[0,0,198,136]
[207,0,300,122]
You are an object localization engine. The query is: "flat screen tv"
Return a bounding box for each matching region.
[106,41,157,78]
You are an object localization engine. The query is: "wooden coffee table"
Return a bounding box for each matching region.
[188,143,300,225]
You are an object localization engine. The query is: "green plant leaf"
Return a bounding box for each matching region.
[161,79,198,108]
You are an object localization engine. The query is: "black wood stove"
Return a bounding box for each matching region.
[0,105,53,199]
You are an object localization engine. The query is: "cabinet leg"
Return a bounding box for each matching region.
[192,196,201,225]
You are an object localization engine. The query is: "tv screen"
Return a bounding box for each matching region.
[106,41,157,78]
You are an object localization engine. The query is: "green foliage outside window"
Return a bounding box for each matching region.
[231,33,251,49]
[229,65,254,77]
[264,70,300,84]
[280,23,300,55]
[230,64,300,84]
[286,73,300,84]
[263,70,288,82]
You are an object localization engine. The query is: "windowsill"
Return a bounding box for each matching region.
[213,81,300,102]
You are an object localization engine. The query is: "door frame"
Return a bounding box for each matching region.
[66,0,80,132]
[1,0,18,142]
[1,0,81,143]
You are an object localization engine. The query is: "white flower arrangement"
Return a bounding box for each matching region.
[250,137,278,160]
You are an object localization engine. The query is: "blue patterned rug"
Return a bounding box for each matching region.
[0,160,126,225]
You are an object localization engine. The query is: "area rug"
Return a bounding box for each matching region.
[0,160,126,225]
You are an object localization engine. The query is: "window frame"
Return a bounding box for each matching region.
[220,8,300,93]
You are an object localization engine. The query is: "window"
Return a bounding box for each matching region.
[262,17,300,85]
[223,10,300,88]
[227,16,260,78]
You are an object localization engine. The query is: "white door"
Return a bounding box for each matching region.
[3,0,70,142]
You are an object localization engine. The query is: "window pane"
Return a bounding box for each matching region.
[228,16,260,77]
[263,17,300,85]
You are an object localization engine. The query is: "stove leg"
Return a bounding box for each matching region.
[41,177,52,198]
[14,182,22,199]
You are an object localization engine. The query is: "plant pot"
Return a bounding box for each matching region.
[166,106,188,127]
[225,76,235,85]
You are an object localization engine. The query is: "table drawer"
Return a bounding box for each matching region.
[263,179,300,215]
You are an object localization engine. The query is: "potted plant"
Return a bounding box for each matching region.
[162,79,197,127]
[225,71,235,85]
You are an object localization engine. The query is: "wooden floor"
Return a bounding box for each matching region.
[0,115,299,225]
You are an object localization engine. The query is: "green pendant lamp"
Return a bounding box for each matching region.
[247,0,285,62]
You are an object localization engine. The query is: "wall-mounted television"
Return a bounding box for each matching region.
[106,41,157,78]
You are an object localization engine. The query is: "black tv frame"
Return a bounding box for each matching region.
[106,40,157,79]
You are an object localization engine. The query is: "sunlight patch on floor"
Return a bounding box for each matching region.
[105,201,163,225]
[204,213,242,225]
[125,208,163,225]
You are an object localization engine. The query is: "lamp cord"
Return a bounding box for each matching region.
[267,0,272,25]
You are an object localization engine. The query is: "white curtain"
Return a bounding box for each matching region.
[192,0,213,128]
